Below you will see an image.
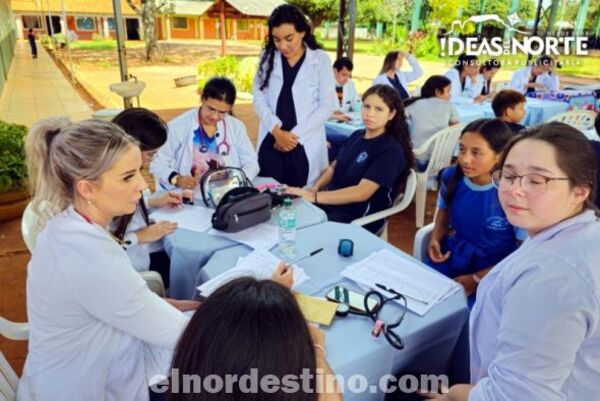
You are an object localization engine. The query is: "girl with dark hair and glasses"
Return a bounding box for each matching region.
[151,77,259,191]
[168,277,342,401]
[424,122,600,401]
[426,119,523,306]
[253,4,338,187]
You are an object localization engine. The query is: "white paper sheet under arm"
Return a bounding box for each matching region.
[197,250,310,297]
[149,205,214,233]
[207,222,279,250]
[341,249,461,316]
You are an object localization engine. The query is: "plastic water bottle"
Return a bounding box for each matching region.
[278,197,297,255]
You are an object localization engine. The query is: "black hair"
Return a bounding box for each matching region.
[201,76,237,106]
[479,59,501,73]
[403,75,451,107]
[454,53,479,73]
[379,51,400,75]
[258,4,322,91]
[111,108,167,240]
[333,56,353,71]
[491,89,526,118]
[595,112,600,136]
[111,107,168,151]
[498,122,598,212]
[443,118,513,206]
[168,277,318,401]
[362,84,415,190]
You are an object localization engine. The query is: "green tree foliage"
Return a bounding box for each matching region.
[286,0,339,29]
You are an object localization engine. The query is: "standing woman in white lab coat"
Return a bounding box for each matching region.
[444,54,485,104]
[19,118,197,401]
[372,50,423,101]
[151,77,259,191]
[253,4,338,187]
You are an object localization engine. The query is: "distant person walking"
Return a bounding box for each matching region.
[28,28,37,58]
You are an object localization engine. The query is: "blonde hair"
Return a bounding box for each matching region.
[25,117,138,219]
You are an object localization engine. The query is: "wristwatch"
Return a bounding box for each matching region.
[169,174,180,186]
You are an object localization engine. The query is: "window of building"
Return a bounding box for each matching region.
[22,15,42,29]
[107,17,116,31]
[236,19,249,32]
[172,17,188,29]
[75,16,95,31]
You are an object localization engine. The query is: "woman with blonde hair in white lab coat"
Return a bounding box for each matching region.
[18,118,200,401]
[151,76,259,191]
[253,4,338,187]
[372,49,423,101]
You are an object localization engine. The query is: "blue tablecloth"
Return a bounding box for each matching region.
[163,179,327,299]
[455,98,569,127]
[200,222,470,401]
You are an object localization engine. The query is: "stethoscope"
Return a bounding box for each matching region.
[196,107,230,156]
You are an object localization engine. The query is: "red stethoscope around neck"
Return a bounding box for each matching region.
[197,107,230,156]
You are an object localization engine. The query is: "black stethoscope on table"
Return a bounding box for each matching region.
[196,107,231,156]
[337,287,408,350]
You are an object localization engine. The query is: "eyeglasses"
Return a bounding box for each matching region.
[491,170,570,195]
[203,104,231,118]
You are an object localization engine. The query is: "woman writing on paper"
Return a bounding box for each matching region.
[151,77,259,191]
[423,123,600,401]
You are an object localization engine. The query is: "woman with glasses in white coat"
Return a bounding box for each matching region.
[372,50,423,101]
[151,77,259,191]
[424,123,600,401]
[253,4,338,187]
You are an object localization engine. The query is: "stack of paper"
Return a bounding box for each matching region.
[197,250,310,297]
[340,249,461,316]
[149,205,214,233]
[207,223,279,249]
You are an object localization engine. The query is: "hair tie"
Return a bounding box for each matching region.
[45,128,61,150]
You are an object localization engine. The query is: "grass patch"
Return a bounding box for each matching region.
[69,40,143,51]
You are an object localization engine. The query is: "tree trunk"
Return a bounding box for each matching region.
[141,1,160,61]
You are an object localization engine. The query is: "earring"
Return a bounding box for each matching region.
[87,199,92,205]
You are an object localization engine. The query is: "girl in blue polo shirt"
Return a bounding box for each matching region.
[427,118,523,303]
[286,84,415,234]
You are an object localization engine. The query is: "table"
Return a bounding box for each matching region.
[200,222,470,401]
[163,178,327,299]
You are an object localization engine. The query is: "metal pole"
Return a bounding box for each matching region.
[574,0,590,36]
[220,0,226,56]
[527,0,544,64]
[477,0,487,35]
[410,0,423,33]
[112,0,131,108]
[59,0,74,84]
[503,0,521,41]
[336,0,346,59]
[347,0,356,60]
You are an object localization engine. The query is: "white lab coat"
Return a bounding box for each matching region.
[150,109,259,190]
[372,54,423,96]
[337,79,361,113]
[17,206,188,401]
[444,68,483,104]
[253,47,338,186]
[509,67,559,94]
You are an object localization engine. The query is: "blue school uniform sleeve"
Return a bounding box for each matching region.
[436,166,457,210]
[363,143,405,190]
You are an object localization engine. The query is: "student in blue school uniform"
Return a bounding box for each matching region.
[423,123,600,401]
[253,4,338,187]
[285,84,415,235]
[111,108,182,288]
[426,118,522,305]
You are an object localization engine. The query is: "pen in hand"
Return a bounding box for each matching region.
[282,247,324,272]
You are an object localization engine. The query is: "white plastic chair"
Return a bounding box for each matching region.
[21,202,166,297]
[413,223,435,262]
[0,316,29,401]
[413,124,465,228]
[352,169,417,241]
[547,110,598,131]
